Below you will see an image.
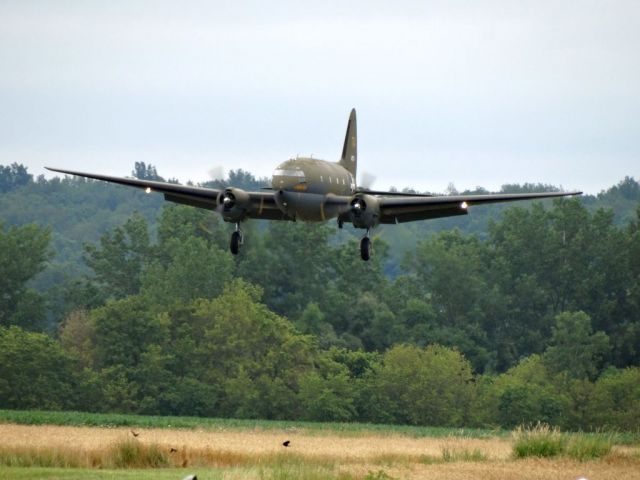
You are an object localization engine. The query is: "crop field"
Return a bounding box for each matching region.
[0,411,639,479]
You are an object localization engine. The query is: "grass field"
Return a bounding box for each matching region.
[1,411,639,479]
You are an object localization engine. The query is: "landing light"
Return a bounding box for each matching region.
[145,187,152,194]
[460,201,468,209]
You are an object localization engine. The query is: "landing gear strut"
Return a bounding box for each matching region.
[360,229,371,261]
[230,223,243,255]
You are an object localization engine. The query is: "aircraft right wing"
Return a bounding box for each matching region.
[45,167,290,220]
[377,191,582,224]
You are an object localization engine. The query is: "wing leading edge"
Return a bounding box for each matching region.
[44,167,286,221]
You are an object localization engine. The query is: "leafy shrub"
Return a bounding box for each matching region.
[512,424,566,458]
[566,434,613,461]
[441,447,488,462]
[111,439,168,468]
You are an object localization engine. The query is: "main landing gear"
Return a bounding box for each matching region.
[360,229,372,261]
[230,223,243,255]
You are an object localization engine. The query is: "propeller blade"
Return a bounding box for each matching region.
[208,166,226,182]
[358,171,377,190]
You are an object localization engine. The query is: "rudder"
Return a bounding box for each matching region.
[339,108,357,177]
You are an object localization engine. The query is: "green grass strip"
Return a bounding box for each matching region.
[0,409,502,439]
[0,466,225,480]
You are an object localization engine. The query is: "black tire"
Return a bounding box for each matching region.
[360,237,371,261]
[230,231,241,255]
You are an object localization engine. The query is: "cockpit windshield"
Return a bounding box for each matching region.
[273,169,305,178]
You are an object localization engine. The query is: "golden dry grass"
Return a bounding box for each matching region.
[0,423,512,462]
[1,423,639,479]
[345,456,640,480]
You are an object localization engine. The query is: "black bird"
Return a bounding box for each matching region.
[282,440,290,447]
[130,430,140,437]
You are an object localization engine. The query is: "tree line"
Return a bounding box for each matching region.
[0,163,639,430]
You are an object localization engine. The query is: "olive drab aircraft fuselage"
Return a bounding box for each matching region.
[47,109,581,261]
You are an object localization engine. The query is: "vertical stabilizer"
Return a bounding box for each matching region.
[339,108,357,177]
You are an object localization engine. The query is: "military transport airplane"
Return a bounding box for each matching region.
[47,109,581,261]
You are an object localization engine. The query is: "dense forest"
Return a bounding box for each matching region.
[1,162,639,431]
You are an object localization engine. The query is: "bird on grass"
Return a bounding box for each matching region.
[282,440,290,447]
[170,447,178,453]
[130,430,140,437]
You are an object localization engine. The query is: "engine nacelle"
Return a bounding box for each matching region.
[349,193,380,229]
[217,187,251,222]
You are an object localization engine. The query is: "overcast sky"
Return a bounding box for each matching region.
[1,1,638,193]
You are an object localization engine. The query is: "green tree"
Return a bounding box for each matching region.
[165,376,219,417]
[141,236,233,305]
[320,237,392,347]
[403,230,495,370]
[344,292,398,351]
[586,367,640,430]
[132,162,164,181]
[0,326,77,409]
[183,280,317,419]
[131,344,177,414]
[370,344,474,426]
[614,205,640,366]
[156,204,227,253]
[298,361,356,421]
[409,230,489,327]
[0,163,32,193]
[0,222,51,329]
[474,355,571,428]
[84,213,154,298]
[91,295,169,369]
[244,222,336,319]
[488,199,632,369]
[295,302,343,349]
[58,309,96,370]
[544,311,610,380]
[97,365,140,413]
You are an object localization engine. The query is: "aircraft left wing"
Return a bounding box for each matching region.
[377,191,582,224]
[44,167,287,220]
